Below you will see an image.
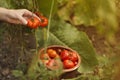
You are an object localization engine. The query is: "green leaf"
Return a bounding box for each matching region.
[36,19,98,73]
[57,0,100,26]
[57,0,117,26]
[57,0,118,43]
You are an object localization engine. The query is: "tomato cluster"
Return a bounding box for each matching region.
[60,50,78,69]
[27,12,48,29]
[39,47,79,70]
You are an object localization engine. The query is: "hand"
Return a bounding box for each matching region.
[0,8,39,25]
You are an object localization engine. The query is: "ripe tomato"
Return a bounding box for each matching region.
[60,50,78,62]
[27,17,40,29]
[60,50,70,60]
[63,60,74,69]
[34,12,48,27]
[39,16,48,27]
[47,49,58,58]
[46,59,60,70]
[40,53,50,65]
[40,53,50,60]
[27,19,33,28]
[74,61,78,66]
[32,17,40,28]
[68,52,78,62]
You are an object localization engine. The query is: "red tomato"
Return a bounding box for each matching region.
[32,17,40,28]
[68,52,78,62]
[74,61,78,66]
[27,19,33,28]
[34,12,48,27]
[39,16,48,27]
[60,50,70,60]
[63,60,74,69]
[47,49,58,58]
[46,59,60,70]
[27,17,40,29]
[60,50,78,62]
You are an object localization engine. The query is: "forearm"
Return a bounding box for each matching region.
[0,7,10,21]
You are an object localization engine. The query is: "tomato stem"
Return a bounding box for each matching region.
[45,0,55,51]
[35,29,38,54]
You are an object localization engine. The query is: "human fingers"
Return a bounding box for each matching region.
[17,15,27,25]
[6,18,21,24]
[23,9,41,21]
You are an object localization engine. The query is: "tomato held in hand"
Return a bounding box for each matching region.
[63,60,74,69]
[35,12,48,27]
[27,17,40,29]
[27,19,33,28]
[39,16,48,27]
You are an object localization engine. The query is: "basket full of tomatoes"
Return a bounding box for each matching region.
[39,45,81,72]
